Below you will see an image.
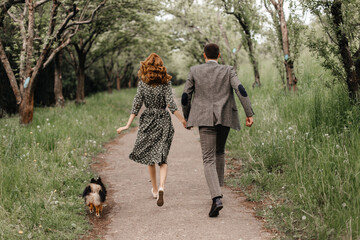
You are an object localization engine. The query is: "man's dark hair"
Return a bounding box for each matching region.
[204,43,220,59]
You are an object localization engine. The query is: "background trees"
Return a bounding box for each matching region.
[1,0,360,117]
[0,0,104,123]
[301,0,360,101]
[221,0,262,87]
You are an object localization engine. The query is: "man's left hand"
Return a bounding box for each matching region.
[246,117,254,127]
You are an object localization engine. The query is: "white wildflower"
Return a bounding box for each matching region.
[37,125,40,129]
[324,133,329,138]
[261,142,264,146]
[46,118,49,121]
[102,132,105,136]
[288,127,293,130]
[342,203,347,208]
[336,145,340,149]
[302,215,306,220]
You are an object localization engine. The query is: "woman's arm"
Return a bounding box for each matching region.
[173,110,187,129]
[117,114,136,134]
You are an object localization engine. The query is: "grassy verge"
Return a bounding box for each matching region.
[0,89,135,239]
[226,52,360,239]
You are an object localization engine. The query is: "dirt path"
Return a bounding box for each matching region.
[86,104,273,240]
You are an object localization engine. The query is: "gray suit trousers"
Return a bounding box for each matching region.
[199,125,230,199]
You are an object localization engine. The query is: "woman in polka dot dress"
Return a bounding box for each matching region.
[117,53,187,207]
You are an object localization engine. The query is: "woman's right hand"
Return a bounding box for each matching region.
[117,126,129,134]
[181,119,187,129]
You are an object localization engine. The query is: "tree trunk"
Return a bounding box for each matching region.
[277,4,297,91]
[246,37,261,88]
[75,54,86,104]
[107,76,113,94]
[54,51,65,107]
[19,91,34,125]
[116,74,121,91]
[331,1,359,101]
[234,14,261,88]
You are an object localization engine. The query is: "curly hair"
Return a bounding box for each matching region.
[138,53,172,86]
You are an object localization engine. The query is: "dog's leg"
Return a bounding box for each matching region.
[95,205,100,217]
[100,203,103,213]
[89,203,94,213]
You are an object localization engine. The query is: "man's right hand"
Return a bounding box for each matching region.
[246,117,253,127]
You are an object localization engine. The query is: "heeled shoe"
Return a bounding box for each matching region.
[157,187,164,207]
[151,188,158,199]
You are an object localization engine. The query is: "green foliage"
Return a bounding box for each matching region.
[301,0,360,99]
[0,89,136,239]
[226,53,360,238]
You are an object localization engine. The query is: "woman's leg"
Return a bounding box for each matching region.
[148,165,157,193]
[159,163,168,189]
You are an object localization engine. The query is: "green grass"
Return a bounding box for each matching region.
[226,52,360,239]
[0,89,135,239]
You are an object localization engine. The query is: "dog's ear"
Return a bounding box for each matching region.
[90,178,96,183]
[99,189,106,202]
[82,185,91,198]
[97,177,102,184]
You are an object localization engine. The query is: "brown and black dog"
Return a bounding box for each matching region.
[82,177,107,217]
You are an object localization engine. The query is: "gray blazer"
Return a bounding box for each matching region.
[181,61,254,130]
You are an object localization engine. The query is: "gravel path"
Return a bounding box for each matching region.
[89,104,273,240]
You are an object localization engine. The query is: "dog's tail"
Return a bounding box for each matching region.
[96,177,107,202]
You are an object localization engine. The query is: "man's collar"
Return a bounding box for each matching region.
[206,60,218,64]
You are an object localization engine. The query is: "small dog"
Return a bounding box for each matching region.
[82,177,107,217]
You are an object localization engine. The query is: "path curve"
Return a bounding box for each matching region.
[89,102,273,240]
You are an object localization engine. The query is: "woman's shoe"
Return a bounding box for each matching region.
[151,188,158,199]
[157,187,164,207]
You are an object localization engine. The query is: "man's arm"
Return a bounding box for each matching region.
[181,69,195,121]
[229,67,255,122]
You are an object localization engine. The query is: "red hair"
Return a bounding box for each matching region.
[138,53,172,86]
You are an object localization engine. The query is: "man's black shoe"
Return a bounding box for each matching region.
[209,198,223,217]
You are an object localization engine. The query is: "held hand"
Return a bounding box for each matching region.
[117,126,129,134]
[246,117,254,127]
[181,119,187,129]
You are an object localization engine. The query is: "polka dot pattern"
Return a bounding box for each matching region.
[129,81,178,165]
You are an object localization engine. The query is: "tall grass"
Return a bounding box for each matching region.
[226,52,360,239]
[0,89,135,239]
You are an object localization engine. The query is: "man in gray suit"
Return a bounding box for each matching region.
[181,43,254,217]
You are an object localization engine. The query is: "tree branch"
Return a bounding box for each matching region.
[34,0,50,8]
[0,0,25,27]
[43,36,72,68]
[64,0,105,30]
[0,41,22,103]
[47,0,61,36]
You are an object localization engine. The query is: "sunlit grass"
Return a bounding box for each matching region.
[226,52,360,239]
[0,89,135,239]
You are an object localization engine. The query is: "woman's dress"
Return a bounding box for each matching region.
[129,81,178,165]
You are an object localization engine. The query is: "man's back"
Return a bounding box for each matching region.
[182,61,253,130]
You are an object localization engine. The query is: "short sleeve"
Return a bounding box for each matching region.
[165,82,178,114]
[131,81,144,115]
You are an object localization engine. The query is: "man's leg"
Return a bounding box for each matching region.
[199,126,222,199]
[215,125,230,187]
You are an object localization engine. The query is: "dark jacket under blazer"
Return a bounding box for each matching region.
[181,61,254,130]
